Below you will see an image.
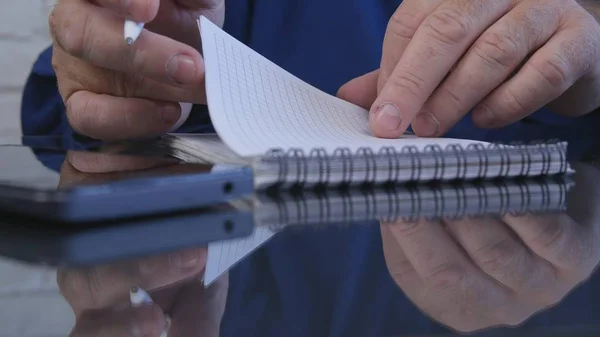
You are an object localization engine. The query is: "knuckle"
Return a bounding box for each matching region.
[58,24,86,59]
[437,83,464,111]
[126,74,150,97]
[473,31,521,69]
[386,221,426,239]
[52,6,91,59]
[530,221,567,252]
[388,69,427,100]
[423,7,471,45]
[502,86,528,116]
[472,239,520,275]
[386,257,415,282]
[528,55,572,90]
[426,262,469,293]
[66,93,103,138]
[387,7,423,41]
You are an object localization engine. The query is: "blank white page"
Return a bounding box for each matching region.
[199,17,484,157]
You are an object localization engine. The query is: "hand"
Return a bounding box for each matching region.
[59,247,228,337]
[49,0,225,140]
[381,214,599,332]
[380,165,600,333]
[339,0,600,138]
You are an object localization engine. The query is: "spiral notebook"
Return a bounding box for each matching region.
[167,17,572,190]
[203,175,572,286]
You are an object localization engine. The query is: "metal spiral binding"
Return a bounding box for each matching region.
[255,140,570,188]
[258,176,572,231]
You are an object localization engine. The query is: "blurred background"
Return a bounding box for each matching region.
[0,1,75,336]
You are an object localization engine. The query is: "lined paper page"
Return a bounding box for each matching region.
[204,227,275,286]
[167,133,248,165]
[203,164,276,286]
[199,17,484,157]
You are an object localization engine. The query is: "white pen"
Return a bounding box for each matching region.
[124,20,145,45]
[130,286,170,337]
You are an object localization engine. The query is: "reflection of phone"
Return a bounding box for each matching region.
[0,145,254,224]
[0,205,254,266]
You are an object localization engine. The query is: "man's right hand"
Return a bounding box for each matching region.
[49,0,225,140]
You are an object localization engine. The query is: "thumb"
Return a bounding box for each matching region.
[337,69,380,109]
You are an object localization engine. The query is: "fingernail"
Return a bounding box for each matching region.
[166,54,197,84]
[169,249,203,270]
[473,106,495,125]
[373,103,403,132]
[161,104,181,125]
[414,112,440,137]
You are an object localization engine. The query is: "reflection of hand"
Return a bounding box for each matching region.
[58,150,210,188]
[59,248,228,337]
[381,212,599,333]
[58,151,227,336]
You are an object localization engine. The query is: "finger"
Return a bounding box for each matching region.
[380,223,422,294]
[91,0,160,22]
[503,213,600,282]
[50,46,206,104]
[378,0,444,94]
[415,3,560,137]
[370,0,513,138]
[66,91,182,140]
[337,69,380,109]
[71,304,165,337]
[444,216,559,294]
[383,218,517,331]
[51,0,204,86]
[58,248,206,315]
[472,22,597,128]
[384,219,508,299]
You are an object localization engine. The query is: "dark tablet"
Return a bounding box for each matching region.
[0,204,254,266]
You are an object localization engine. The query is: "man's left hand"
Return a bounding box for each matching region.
[339,0,600,138]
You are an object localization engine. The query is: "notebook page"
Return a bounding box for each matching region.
[199,17,485,158]
[203,164,276,286]
[204,226,276,286]
[167,133,248,165]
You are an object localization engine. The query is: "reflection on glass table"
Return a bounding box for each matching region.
[1,137,600,337]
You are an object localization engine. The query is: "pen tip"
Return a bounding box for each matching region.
[126,37,134,45]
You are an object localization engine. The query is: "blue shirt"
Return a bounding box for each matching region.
[21,0,600,335]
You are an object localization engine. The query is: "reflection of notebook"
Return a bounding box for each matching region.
[159,17,571,191]
[204,226,275,286]
[203,175,572,286]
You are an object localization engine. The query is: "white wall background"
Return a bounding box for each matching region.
[0,1,75,336]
